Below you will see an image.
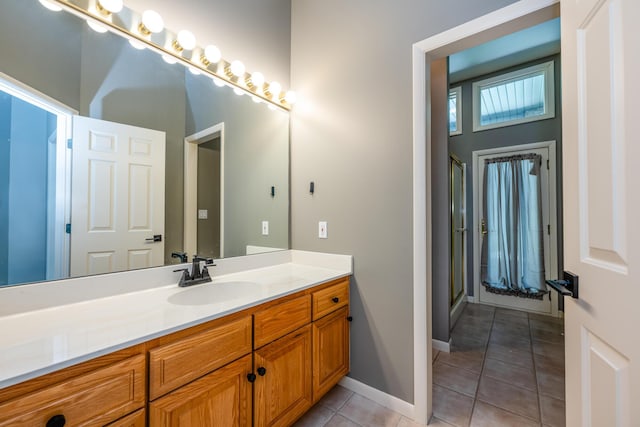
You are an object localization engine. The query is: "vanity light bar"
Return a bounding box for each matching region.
[47,0,295,111]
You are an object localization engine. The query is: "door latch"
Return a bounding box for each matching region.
[145,234,162,243]
[546,271,579,299]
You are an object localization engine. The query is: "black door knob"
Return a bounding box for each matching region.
[332,297,339,303]
[257,367,267,376]
[247,373,257,383]
[47,415,66,427]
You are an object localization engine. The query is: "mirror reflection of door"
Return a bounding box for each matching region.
[70,116,166,277]
[197,137,221,259]
[450,156,465,310]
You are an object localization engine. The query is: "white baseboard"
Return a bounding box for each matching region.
[432,339,451,353]
[466,296,476,303]
[338,376,415,419]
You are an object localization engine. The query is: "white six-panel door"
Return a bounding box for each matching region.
[562,0,639,424]
[70,116,165,277]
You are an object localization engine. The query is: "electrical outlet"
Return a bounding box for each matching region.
[198,209,208,220]
[262,221,269,236]
[318,221,328,239]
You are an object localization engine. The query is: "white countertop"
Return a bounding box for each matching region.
[0,251,352,390]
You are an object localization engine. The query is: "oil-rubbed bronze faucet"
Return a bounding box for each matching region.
[174,256,215,287]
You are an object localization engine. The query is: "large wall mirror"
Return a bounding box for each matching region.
[0,0,289,287]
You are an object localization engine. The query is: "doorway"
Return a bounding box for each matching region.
[0,72,74,286]
[410,0,561,423]
[450,155,466,325]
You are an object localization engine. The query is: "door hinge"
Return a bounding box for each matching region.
[547,224,551,235]
[67,138,72,149]
[547,159,549,170]
[65,223,71,234]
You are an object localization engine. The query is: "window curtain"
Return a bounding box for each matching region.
[480,154,548,299]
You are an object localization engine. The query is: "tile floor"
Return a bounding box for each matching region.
[294,303,565,427]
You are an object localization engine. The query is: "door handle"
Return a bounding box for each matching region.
[145,234,162,243]
[546,271,579,299]
[480,220,487,235]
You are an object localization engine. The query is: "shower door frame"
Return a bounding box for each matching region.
[472,140,559,316]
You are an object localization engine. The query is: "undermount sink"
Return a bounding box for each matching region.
[168,281,264,306]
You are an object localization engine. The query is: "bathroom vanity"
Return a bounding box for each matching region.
[0,251,352,426]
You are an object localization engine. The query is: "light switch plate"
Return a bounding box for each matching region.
[318,221,328,239]
[198,209,208,220]
[262,221,269,236]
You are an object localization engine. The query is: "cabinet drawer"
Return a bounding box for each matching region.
[106,408,145,427]
[0,354,145,427]
[149,315,252,400]
[312,279,349,321]
[254,295,311,348]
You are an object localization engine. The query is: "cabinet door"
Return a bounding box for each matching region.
[254,325,312,427]
[313,306,350,401]
[149,354,252,427]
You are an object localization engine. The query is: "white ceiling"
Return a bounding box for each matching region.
[449,18,560,83]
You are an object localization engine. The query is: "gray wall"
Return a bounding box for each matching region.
[448,54,564,303]
[0,94,10,285]
[290,0,519,403]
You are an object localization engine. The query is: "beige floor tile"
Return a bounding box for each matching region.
[432,384,474,427]
[293,404,335,427]
[451,335,488,352]
[537,370,565,401]
[528,312,564,325]
[530,327,565,345]
[425,416,456,426]
[453,323,491,341]
[436,348,485,374]
[482,358,537,391]
[477,376,540,421]
[324,414,361,427]
[533,340,565,360]
[540,395,566,427]
[319,385,354,411]
[492,318,530,335]
[486,342,534,369]
[489,329,532,351]
[534,353,565,376]
[433,359,480,397]
[338,394,401,427]
[469,401,540,427]
[463,304,496,317]
[495,307,529,318]
[433,350,441,362]
[529,318,564,334]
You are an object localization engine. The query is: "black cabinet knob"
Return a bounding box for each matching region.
[332,297,339,303]
[47,415,66,427]
[247,373,257,383]
[347,316,353,322]
[257,367,267,376]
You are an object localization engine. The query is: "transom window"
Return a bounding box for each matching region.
[449,86,462,136]
[472,60,555,132]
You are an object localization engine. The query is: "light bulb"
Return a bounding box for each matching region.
[141,10,164,34]
[268,104,276,111]
[249,72,265,89]
[129,39,146,50]
[268,81,282,97]
[204,45,221,64]
[98,0,123,13]
[230,60,245,77]
[162,55,177,65]
[176,30,196,51]
[213,78,225,88]
[188,66,201,75]
[252,96,261,104]
[234,88,244,96]
[284,91,297,105]
[87,20,108,33]
[38,0,62,11]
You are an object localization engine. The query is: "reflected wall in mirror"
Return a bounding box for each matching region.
[0,0,289,288]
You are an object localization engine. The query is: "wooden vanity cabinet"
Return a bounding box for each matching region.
[311,278,351,402]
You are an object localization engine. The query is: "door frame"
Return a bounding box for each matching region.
[472,141,559,316]
[184,123,225,259]
[411,0,560,422]
[0,71,76,281]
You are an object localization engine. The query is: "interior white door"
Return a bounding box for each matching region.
[70,116,165,277]
[451,157,465,307]
[476,145,557,315]
[562,0,639,425]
